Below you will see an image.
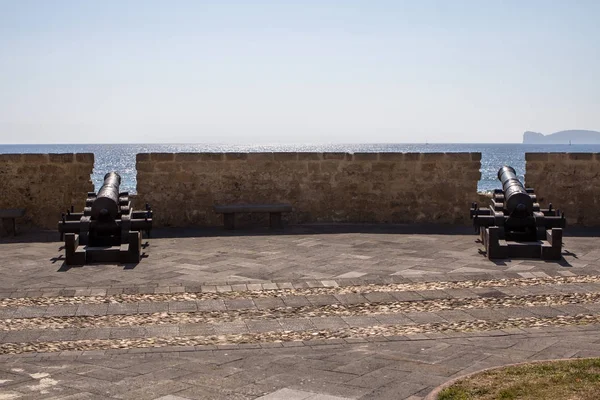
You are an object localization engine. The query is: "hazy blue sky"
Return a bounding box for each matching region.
[1,1,598,144]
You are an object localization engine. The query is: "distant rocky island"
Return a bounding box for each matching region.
[523,130,600,144]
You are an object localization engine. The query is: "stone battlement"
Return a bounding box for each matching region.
[135,152,481,227]
[0,153,94,229]
[525,153,600,226]
[3,151,600,229]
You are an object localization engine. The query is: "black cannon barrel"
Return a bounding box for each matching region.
[91,172,122,219]
[497,166,533,215]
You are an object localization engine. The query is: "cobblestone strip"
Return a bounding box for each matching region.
[2,275,600,306]
[1,314,599,355]
[2,292,600,331]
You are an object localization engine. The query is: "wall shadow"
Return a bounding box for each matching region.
[3,224,600,244]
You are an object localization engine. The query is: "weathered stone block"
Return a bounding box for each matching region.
[320,161,340,174]
[379,153,404,162]
[49,153,74,163]
[403,153,422,161]
[136,153,151,162]
[352,153,378,161]
[307,163,321,174]
[22,154,49,163]
[298,152,322,161]
[569,153,594,161]
[225,153,248,161]
[174,153,202,162]
[470,153,482,161]
[75,153,94,164]
[247,153,274,162]
[156,162,181,173]
[323,152,350,160]
[371,162,395,174]
[547,153,569,162]
[200,153,224,161]
[39,164,63,174]
[274,152,298,161]
[525,153,548,162]
[0,154,22,162]
[151,153,175,162]
[421,153,447,162]
[136,162,154,172]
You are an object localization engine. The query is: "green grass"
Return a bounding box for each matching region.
[438,358,600,400]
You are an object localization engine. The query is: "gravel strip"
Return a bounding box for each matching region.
[2,292,600,331]
[2,275,600,307]
[1,314,599,354]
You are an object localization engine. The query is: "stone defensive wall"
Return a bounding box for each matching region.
[0,154,94,229]
[525,152,600,227]
[135,152,481,227]
[5,151,599,230]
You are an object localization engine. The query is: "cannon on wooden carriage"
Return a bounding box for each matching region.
[469,166,565,260]
[58,172,153,265]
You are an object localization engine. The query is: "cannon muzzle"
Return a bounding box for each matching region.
[91,172,122,220]
[497,166,533,216]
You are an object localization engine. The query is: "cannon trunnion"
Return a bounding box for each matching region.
[470,166,565,260]
[58,172,153,265]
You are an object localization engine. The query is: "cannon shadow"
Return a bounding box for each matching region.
[4,224,599,244]
[52,245,149,272]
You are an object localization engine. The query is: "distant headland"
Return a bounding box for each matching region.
[523,130,600,144]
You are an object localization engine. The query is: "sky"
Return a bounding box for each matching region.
[1,1,599,144]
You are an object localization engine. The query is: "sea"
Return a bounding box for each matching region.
[1,143,599,194]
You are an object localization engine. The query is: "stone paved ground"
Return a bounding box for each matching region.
[1,225,600,399]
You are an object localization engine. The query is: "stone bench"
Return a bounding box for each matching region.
[213,204,292,230]
[0,208,26,236]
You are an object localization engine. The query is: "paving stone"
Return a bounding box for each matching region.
[464,308,511,321]
[254,297,286,309]
[527,306,567,318]
[225,298,256,310]
[196,299,226,312]
[13,306,48,318]
[279,318,316,332]
[145,325,181,338]
[388,291,425,302]
[435,309,478,322]
[282,296,311,307]
[341,316,380,327]
[469,288,507,298]
[245,320,284,333]
[255,387,314,400]
[114,380,191,400]
[44,304,79,317]
[306,295,339,306]
[441,288,479,299]
[373,313,414,326]
[404,312,447,324]
[138,301,170,314]
[107,303,139,315]
[2,228,600,399]
[109,327,147,339]
[168,301,198,313]
[415,290,450,300]
[76,304,109,316]
[212,321,249,335]
[362,292,396,303]
[179,324,217,337]
[332,293,369,305]
[0,308,15,319]
[310,316,350,330]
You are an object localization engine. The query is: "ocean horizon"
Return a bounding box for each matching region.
[2,142,599,193]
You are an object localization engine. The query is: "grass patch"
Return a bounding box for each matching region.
[438,358,600,400]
